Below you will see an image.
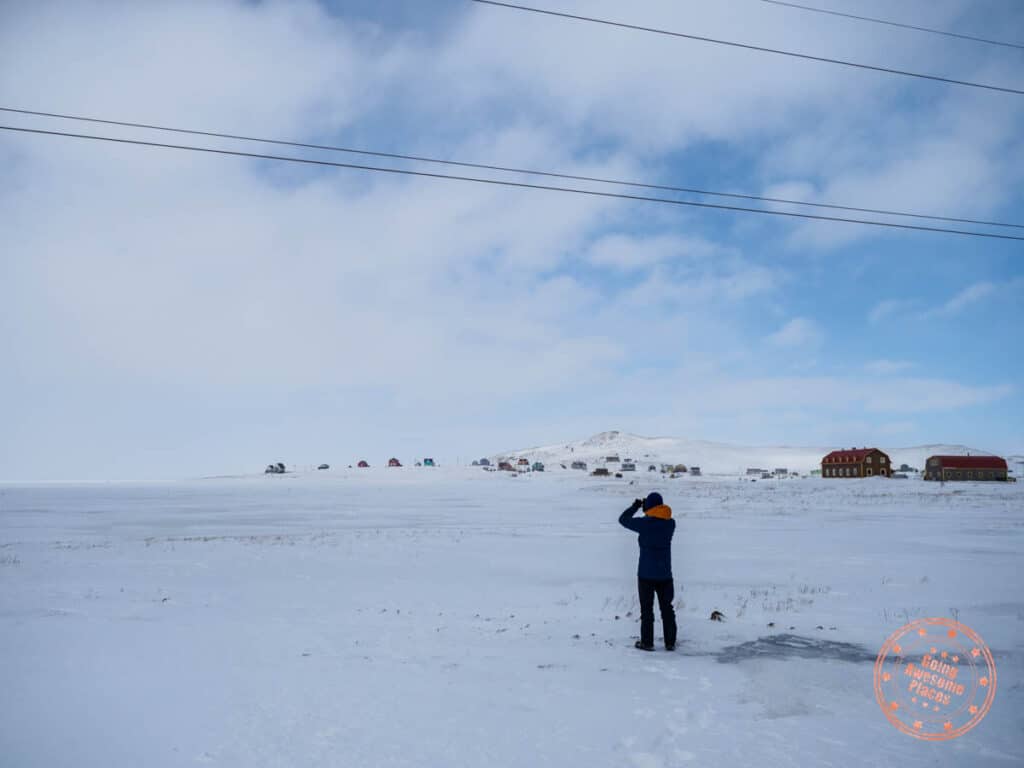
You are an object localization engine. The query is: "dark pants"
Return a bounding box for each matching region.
[638,577,677,648]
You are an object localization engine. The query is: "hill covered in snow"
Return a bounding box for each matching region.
[493,431,999,475]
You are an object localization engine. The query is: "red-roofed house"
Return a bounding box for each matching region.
[924,455,1007,481]
[821,448,891,478]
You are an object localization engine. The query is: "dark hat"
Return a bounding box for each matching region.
[642,492,663,511]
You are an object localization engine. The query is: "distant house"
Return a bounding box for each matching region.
[621,461,636,471]
[673,464,688,474]
[605,455,620,463]
[532,461,545,472]
[821,448,891,478]
[498,461,515,472]
[648,464,657,472]
[265,462,285,474]
[591,467,610,477]
[358,460,370,468]
[317,463,330,470]
[517,458,530,472]
[689,466,702,477]
[423,458,436,467]
[774,468,788,477]
[923,455,1007,481]
[478,458,491,467]
[388,458,402,468]
[745,468,764,476]
[571,460,587,470]
[472,460,479,466]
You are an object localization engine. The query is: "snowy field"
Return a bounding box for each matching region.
[1,469,1022,767]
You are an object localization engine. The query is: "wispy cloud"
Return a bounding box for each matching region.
[767,318,823,349]
[868,299,915,324]
[865,359,914,375]
[926,282,996,318]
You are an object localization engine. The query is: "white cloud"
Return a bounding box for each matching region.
[767,318,823,349]
[0,0,1019,480]
[865,359,914,375]
[586,234,719,271]
[930,282,996,317]
[868,299,912,324]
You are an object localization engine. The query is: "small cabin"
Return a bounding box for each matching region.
[689,466,702,476]
[591,467,610,477]
[478,458,491,467]
[605,455,620,463]
[498,461,514,472]
[423,458,436,467]
[264,462,285,474]
[532,461,545,472]
[571,460,587,470]
[388,458,402,468]
[357,460,370,468]
[621,461,636,471]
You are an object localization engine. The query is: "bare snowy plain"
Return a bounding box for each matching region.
[1,468,1022,767]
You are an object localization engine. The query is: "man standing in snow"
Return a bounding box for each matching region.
[619,492,677,651]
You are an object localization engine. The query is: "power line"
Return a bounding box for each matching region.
[468,0,1024,96]
[758,0,1024,52]
[3,124,1022,241]
[2,106,1021,231]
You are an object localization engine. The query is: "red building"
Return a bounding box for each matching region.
[387,458,402,467]
[821,448,891,478]
[924,455,1007,481]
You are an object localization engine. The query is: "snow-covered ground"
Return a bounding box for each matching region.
[1,468,1022,767]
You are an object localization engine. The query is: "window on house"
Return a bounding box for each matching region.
[866,456,872,463]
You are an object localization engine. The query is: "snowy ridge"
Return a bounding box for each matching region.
[494,431,998,475]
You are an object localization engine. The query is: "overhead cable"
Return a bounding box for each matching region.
[2,107,1020,230]
[3,124,1022,241]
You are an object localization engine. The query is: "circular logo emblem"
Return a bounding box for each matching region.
[874,618,996,740]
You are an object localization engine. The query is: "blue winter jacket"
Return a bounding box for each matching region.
[619,504,675,580]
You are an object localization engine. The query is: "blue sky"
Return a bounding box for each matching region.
[1,0,1022,481]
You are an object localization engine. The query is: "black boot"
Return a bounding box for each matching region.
[635,640,654,651]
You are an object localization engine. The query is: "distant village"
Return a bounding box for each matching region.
[263,448,1014,482]
[481,447,1014,482]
